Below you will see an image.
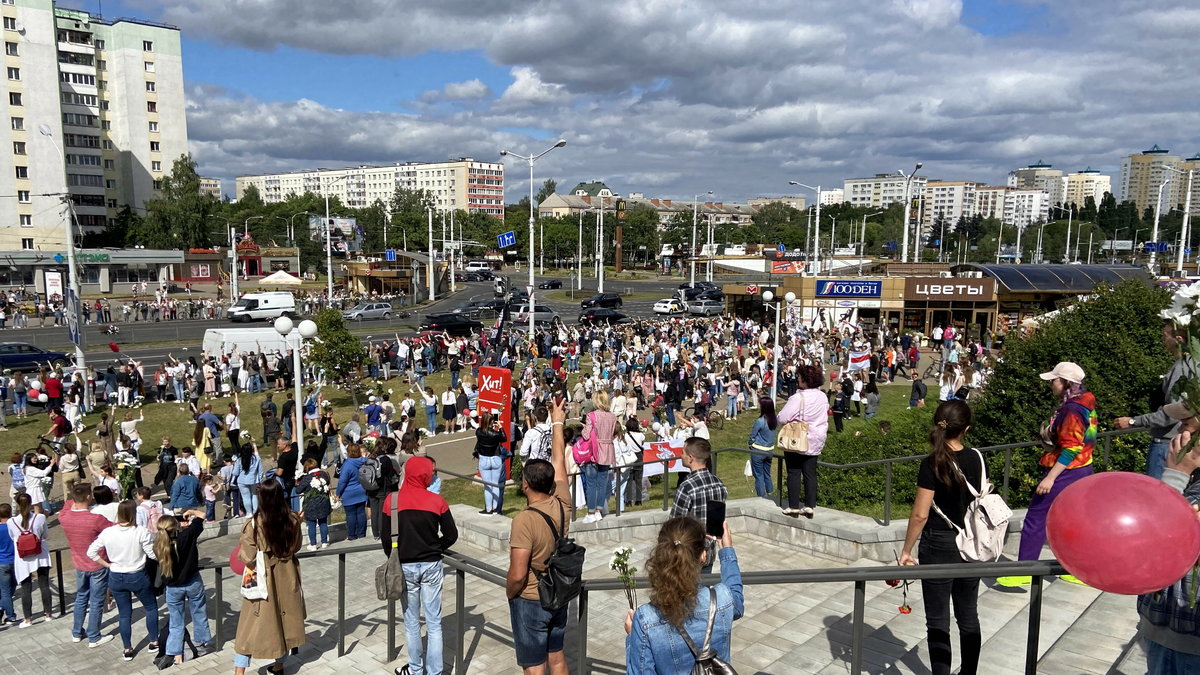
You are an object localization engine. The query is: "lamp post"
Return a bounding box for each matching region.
[859,211,884,275]
[274,316,318,460]
[500,139,567,337]
[1166,166,1195,276]
[826,214,837,274]
[598,198,606,293]
[37,124,84,374]
[1150,178,1172,274]
[577,209,584,290]
[789,181,821,276]
[897,163,923,263]
[322,174,351,300]
[691,191,712,288]
[427,207,435,302]
[762,290,796,400]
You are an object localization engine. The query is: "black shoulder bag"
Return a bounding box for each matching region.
[675,586,737,675]
[529,501,586,611]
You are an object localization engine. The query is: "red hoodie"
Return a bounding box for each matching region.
[379,456,458,563]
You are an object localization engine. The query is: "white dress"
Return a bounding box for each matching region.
[7,513,50,582]
[21,465,50,505]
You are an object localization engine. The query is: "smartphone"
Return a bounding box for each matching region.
[705,500,726,538]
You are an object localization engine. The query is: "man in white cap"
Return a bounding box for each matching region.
[363,395,383,433]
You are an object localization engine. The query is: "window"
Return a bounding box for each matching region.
[103,159,114,169]
[61,92,98,106]
[10,117,21,130]
[14,166,26,179]
[57,51,94,66]
[63,133,100,148]
[100,100,108,111]
[106,199,117,208]
[17,191,29,203]
[101,120,110,130]
[6,66,17,80]
[94,39,104,49]
[149,141,160,152]
[71,194,104,207]
[102,140,113,150]
[11,141,23,155]
[97,59,105,71]
[4,41,16,56]
[146,101,156,113]
[68,174,103,187]
[151,161,161,172]
[60,72,96,86]
[20,239,32,251]
[66,154,100,166]
[8,92,20,106]
[62,112,98,126]
[18,215,30,227]
[148,121,158,132]
[145,81,155,92]
[2,17,13,30]
[153,180,163,190]
[104,179,116,189]
[143,40,153,51]
[144,61,154,72]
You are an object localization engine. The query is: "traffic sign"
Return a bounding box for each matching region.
[777,242,786,253]
[66,289,82,349]
[384,249,397,261]
[1143,242,1169,253]
[1187,248,1193,256]
[497,231,516,248]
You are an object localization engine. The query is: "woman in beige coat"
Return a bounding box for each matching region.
[233,478,306,674]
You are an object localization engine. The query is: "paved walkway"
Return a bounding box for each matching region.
[0,502,1150,674]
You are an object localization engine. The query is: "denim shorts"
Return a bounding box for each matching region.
[508,596,567,668]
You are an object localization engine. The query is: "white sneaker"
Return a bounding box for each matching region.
[88,635,115,648]
[306,545,317,552]
[17,621,31,629]
[72,635,84,643]
[319,543,329,550]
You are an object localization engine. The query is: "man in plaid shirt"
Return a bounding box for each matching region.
[671,437,728,573]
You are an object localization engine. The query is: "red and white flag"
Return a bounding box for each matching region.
[848,349,871,372]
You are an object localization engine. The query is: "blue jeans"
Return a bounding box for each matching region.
[583,463,611,512]
[165,573,211,656]
[478,455,504,513]
[425,405,438,434]
[401,561,445,674]
[238,482,259,516]
[727,395,737,418]
[205,500,216,521]
[750,453,773,496]
[451,369,460,389]
[72,568,108,642]
[110,570,159,650]
[1147,438,1170,480]
[666,403,677,426]
[0,563,13,622]
[172,380,185,402]
[1145,638,1200,674]
[234,653,283,669]
[344,502,367,539]
[307,518,329,545]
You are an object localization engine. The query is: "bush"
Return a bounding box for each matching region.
[818,405,934,513]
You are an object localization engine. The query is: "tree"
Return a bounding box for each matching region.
[534,179,557,207]
[140,154,219,249]
[388,188,437,251]
[307,309,368,406]
[751,202,802,245]
[621,204,660,263]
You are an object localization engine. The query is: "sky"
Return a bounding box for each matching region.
[93,0,1200,203]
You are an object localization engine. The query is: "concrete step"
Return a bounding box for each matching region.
[978,576,1104,666]
[1036,589,1141,675]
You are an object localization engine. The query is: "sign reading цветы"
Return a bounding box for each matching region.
[904,277,996,301]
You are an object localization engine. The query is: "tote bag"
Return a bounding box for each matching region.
[239,521,269,601]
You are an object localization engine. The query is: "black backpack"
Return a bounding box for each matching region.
[529,502,586,611]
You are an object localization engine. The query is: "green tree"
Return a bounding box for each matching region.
[307,308,368,406]
[621,204,660,263]
[751,202,802,244]
[534,179,557,207]
[388,188,438,250]
[139,154,219,248]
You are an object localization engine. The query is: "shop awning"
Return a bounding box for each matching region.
[259,270,303,285]
[949,264,1151,294]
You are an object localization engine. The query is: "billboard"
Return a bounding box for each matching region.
[477,366,513,461]
[815,279,882,298]
[770,260,806,274]
[308,216,363,255]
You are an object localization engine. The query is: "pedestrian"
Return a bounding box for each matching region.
[1114,320,1191,478]
[297,458,331,551]
[87,499,159,661]
[231,443,264,516]
[778,365,828,518]
[422,387,439,436]
[0,504,15,627]
[380,456,458,675]
[59,484,115,647]
[169,463,203,513]
[830,385,848,433]
[908,370,928,409]
[579,390,619,523]
[748,397,777,498]
[473,410,508,516]
[624,516,743,670]
[8,493,52,626]
[670,437,728,574]
[998,362,1096,588]
[153,508,215,669]
[898,400,981,675]
[232,479,306,674]
[153,437,178,496]
[336,444,369,541]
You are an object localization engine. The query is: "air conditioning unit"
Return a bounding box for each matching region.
[938,271,953,278]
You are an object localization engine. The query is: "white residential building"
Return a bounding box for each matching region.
[0,2,187,249]
[1007,161,1065,204]
[1063,168,1111,209]
[235,158,505,216]
[843,173,927,209]
[975,186,1050,229]
[921,181,983,226]
[818,188,843,206]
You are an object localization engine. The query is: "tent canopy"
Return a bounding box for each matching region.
[259,270,303,285]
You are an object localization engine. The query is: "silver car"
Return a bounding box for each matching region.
[342,302,394,321]
[513,304,560,325]
[687,299,725,316]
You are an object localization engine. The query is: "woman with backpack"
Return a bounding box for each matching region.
[336,444,369,541]
[152,508,214,669]
[365,439,399,538]
[232,443,264,516]
[297,458,331,551]
[898,400,981,675]
[7,493,52,626]
[472,411,508,516]
[625,516,743,671]
[87,500,159,660]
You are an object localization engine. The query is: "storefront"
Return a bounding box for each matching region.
[178,249,224,282]
[902,277,997,342]
[0,248,182,297]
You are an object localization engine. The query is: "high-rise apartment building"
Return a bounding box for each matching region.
[198,176,221,199]
[843,173,927,209]
[975,186,1050,229]
[235,158,505,216]
[1007,161,1064,205]
[0,1,187,249]
[921,181,982,225]
[1063,168,1111,209]
[1118,144,1184,211]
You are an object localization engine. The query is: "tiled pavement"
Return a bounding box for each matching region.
[0,503,1150,674]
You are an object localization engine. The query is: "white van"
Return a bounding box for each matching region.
[465,260,492,272]
[226,292,297,322]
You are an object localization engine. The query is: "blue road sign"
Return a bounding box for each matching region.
[66,289,82,349]
[384,249,397,261]
[1187,248,1193,256]
[776,242,786,253]
[497,231,516,248]
[883,241,898,251]
[1143,242,1169,253]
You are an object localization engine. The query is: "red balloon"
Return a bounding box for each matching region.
[1047,472,1200,595]
[229,545,245,577]
[108,342,119,353]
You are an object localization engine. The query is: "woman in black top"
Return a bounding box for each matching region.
[472,411,507,515]
[153,509,214,668]
[899,400,981,675]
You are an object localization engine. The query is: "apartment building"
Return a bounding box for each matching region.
[1007,161,1064,204]
[1063,168,1111,209]
[921,181,982,225]
[818,188,843,206]
[235,158,505,216]
[0,1,187,249]
[1118,145,1184,211]
[198,176,221,199]
[843,173,927,209]
[975,186,1050,229]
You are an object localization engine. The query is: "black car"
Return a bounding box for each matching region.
[677,287,705,301]
[474,269,496,281]
[578,308,629,325]
[419,313,483,336]
[696,288,725,302]
[0,343,69,371]
[537,279,563,289]
[678,281,718,290]
[451,299,505,320]
[455,271,486,282]
[580,292,623,309]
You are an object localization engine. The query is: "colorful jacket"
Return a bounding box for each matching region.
[1040,392,1097,469]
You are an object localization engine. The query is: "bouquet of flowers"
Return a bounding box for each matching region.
[609,546,639,609]
[1161,284,1200,439]
[113,450,139,497]
[304,472,330,499]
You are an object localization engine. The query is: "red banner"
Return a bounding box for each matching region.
[642,439,687,477]
[770,260,806,274]
[476,366,513,456]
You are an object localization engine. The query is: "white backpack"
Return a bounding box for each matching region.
[931,448,1012,562]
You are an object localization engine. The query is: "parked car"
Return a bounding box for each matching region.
[537,279,563,289]
[474,269,496,281]
[578,308,629,325]
[419,313,483,336]
[454,271,487,282]
[678,281,718,290]
[341,302,394,321]
[687,299,725,316]
[653,298,686,315]
[696,288,725,302]
[580,292,623,309]
[675,287,705,302]
[465,261,493,272]
[513,304,560,326]
[226,291,297,322]
[0,343,69,371]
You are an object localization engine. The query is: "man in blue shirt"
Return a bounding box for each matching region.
[197,403,225,462]
[363,396,383,432]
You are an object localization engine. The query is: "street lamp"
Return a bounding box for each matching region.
[789,181,821,276]
[274,316,318,463]
[826,214,837,273]
[691,191,712,288]
[37,124,84,374]
[1165,166,1195,276]
[1150,178,1172,275]
[859,211,884,275]
[898,163,923,263]
[762,290,796,400]
[500,139,567,337]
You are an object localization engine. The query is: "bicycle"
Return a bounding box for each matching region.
[681,406,726,431]
[922,359,945,381]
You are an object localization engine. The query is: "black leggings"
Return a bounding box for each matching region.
[784,453,818,510]
[919,530,981,675]
[20,568,51,619]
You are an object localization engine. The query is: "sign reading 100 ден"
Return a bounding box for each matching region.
[815,280,882,298]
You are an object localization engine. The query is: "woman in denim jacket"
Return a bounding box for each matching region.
[625,516,743,673]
